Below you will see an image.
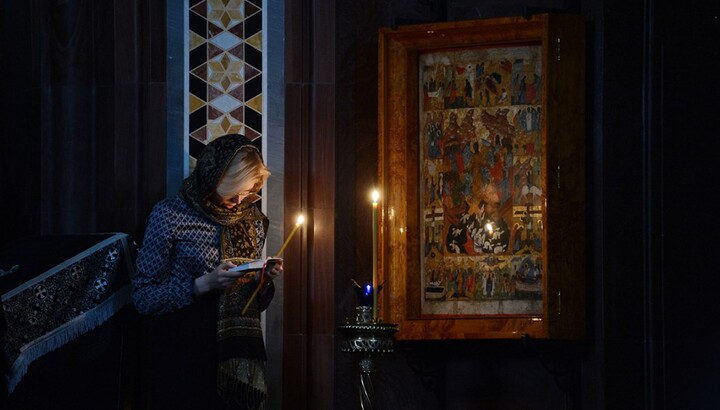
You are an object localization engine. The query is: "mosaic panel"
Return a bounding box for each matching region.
[188,0,263,160]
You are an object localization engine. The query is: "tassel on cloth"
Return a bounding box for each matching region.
[217,357,267,410]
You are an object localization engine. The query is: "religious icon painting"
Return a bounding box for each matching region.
[419,44,545,316]
[379,14,586,340]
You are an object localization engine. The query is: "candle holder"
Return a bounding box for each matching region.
[338,302,398,409]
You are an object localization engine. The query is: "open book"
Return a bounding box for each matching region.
[229,257,283,272]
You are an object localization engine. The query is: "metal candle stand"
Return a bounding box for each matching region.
[338,306,398,409]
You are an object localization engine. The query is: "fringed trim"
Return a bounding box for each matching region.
[217,357,267,410]
[6,285,131,394]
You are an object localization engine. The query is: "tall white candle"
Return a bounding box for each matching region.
[371,190,379,321]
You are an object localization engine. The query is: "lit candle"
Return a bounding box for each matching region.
[276,214,305,257]
[371,189,379,321]
[241,213,305,315]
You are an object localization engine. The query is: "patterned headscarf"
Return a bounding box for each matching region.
[179,134,270,408]
[180,134,268,258]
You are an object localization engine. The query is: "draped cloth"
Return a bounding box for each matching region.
[179,134,269,409]
[0,233,133,395]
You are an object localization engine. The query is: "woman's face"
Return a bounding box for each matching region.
[210,178,259,209]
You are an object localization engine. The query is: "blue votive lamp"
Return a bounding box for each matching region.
[359,284,374,307]
[354,283,382,307]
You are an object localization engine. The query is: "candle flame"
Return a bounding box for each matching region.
[371,189,380,204]
[275,213,305,257]
[244,212,305,315]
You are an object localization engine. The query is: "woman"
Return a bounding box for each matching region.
[132,134,281,409]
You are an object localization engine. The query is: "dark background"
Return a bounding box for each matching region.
[2,0,719,409]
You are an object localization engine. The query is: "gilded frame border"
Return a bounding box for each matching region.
[378,14,586,340]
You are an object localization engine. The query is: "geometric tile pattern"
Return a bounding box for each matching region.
[188,0,264,162]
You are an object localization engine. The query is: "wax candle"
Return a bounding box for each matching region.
[241,213,304,315]
[277,214,305,257]
[371,190,379,321]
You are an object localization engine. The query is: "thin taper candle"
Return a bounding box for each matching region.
[372,190,379,321]
[276,214,305,257]
[241,214,304,315]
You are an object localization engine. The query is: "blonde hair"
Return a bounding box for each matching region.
[215,147,270,198]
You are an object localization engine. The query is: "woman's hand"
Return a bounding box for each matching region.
[192,261,243,297]
[264,259,283,281]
